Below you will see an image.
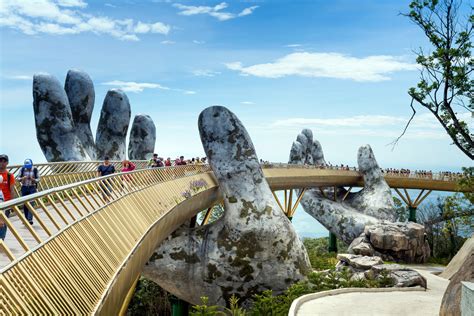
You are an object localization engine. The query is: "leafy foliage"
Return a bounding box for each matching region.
[397,0,473,159]
[302,237,348,270]
[127,277,171,316]
[192,268,394,316]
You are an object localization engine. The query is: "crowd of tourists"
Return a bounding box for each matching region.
[147,154,207,168]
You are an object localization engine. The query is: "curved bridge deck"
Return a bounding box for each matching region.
[0,164,469,314]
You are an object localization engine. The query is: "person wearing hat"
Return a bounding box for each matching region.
[17,158,40,225]
[0,154,15,240]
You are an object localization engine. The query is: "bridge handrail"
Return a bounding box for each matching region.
[0,164,211,270]
[6,159,149,176]
[262,163,465,182]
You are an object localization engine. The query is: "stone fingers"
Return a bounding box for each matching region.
[95,89,131,160]
[344,145,396,220]
[64,69,96,159]
[128,114,156,160]
[300,189,379,244]
[33,73,89,161]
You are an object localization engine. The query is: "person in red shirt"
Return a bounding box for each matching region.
[0,154,15,240]
[165,157,172,167]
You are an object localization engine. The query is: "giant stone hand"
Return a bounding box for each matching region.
[290,129,430,263]
[143,106,311,306]
[33,69,156,161]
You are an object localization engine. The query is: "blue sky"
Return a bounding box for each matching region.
[0,0,472,237]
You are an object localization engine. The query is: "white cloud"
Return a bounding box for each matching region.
[173,2,258,21]
[285,44,302,48]
[238,5,258,17]
[271,112,473,140]
[0,0,171,41]
[241,101,254,105]
[57,0,87,8]
[193,40,205,44]
[102,80,170,92]
[102,80,197,95]
[161,40,175,44]
[226,52,418,82]
[7,75,32,80]
[104,3,116,8]
[192,69,221,77]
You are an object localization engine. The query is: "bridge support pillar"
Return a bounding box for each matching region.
[170,296,189,316]
[394,188,432,223]
[408,206,417,223]
[328,232,338,253]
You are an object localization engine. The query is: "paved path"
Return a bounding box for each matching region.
[296,266,448,316]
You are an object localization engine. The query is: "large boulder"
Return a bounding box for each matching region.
[336,255,427,289]
[440,240,474,316]
[143,106,311,306]
[349,221,430,263]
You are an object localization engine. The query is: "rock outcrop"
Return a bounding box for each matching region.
[349,221,430,263]
[33,70,156,162]
[336,254,427,288]
[143,106,311,306]
[128,114,156,160]
[440,239,474,316]
[289,129,430,263]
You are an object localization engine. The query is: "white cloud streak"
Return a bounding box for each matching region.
[271,113,473,140]
[7,75,32,80]
[192,69,221,77]
[102,80,170,92]
[241,101,254,105]
[102,80,197,95]
[0,0,171,41]
[226,52,418,82]
[173,2,258,21]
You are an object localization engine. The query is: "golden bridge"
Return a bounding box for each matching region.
[0,161,469,315]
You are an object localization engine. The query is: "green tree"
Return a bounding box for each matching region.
[396,0,473,159]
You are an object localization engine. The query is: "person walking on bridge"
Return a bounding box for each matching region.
[17,159,40,225]
[0,154,15,240]
[98,156,115,200]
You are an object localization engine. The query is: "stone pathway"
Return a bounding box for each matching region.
[296,266,448,316]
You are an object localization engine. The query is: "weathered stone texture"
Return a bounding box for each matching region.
[143,106,311,306]
[33,73,89,161]
[289,129,430,263]
[95,89,131,160]
[64,69,96,159]
[128,114,156,160]
[440,244,474,316]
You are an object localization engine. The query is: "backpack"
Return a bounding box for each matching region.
[20,167,39,186]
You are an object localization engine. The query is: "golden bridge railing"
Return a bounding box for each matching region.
[5,161,464,200]
[7,160,149,197]
[0,164,215,315]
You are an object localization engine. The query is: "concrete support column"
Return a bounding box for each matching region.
[408,206,417,223]
[328,232,338,253]
[170,296,189,316]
